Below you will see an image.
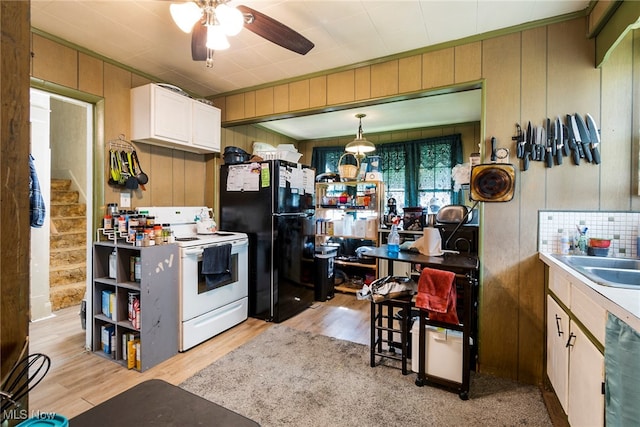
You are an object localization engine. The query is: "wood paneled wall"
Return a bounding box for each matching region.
[1,0,31,391]
[211,17,639,385]
[30,34,210,220]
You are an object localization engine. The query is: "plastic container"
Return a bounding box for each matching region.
[411,324,462,382]
[587,246,609,257]
[17,414,69,426]
[589,238,611,248]
[560,231,570,255]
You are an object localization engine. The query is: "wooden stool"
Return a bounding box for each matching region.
[370,296,413,375]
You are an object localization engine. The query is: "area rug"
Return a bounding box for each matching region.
[180,325,551,427]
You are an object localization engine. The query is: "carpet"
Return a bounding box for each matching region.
[180,325,552,427]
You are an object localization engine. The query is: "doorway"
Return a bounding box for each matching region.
[29,88,94,351]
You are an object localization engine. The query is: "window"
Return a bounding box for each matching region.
[311,134,463,213]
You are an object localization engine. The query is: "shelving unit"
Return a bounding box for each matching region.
[92,241,179,372]
[314,180,384,293]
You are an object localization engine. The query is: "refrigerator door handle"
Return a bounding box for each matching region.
[273,212,313,218]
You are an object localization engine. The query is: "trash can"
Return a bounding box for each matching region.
[314,245,338,301]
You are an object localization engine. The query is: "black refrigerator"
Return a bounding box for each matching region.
[219,160,315,322]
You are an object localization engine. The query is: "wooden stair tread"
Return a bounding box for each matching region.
[50,262,87,272]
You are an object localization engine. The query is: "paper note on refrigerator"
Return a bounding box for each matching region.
[226,164,260,191]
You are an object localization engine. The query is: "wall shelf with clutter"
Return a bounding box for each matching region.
[92,241,179,371]
[314,180,385,293]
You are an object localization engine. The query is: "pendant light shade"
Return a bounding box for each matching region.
[345,113,375,156]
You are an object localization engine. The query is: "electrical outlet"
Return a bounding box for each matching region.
[120,192,131,208]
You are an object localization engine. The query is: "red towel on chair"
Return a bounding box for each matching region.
[415,267,459,325]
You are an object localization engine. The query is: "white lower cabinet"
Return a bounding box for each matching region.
[567,320,604,427]
[547,295,569,412]
[546,268,605,426]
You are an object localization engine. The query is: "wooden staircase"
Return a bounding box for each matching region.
[50,179,87,310]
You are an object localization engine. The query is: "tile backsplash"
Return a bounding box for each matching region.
[538,210,640,258]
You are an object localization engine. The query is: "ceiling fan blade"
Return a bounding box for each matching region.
[191,21,207,61]
[237,5,314,55]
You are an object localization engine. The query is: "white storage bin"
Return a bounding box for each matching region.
[411,323,463,382]
[365,217,378,239]
[353,219,367,238]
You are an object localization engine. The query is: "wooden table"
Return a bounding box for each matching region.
[70,379,260,426]
[364,246,479,400]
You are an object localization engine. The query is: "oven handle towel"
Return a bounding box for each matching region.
[202,244,232,289]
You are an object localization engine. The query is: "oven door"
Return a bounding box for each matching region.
[180,239,248,322]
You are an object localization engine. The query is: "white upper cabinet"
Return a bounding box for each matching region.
[130,84,221,154]
[191,99,221,152]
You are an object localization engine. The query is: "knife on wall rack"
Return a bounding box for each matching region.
[573,113,593,163]
[554,117,563,165]
[545,118,554,168]
[566,115,581,165]
[585,113,601,164]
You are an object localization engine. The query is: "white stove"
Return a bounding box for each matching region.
[136,206,249,351]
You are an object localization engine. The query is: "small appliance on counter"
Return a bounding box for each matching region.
[384,197,398,226]
[403,206,426,231]
[195,207,217,234]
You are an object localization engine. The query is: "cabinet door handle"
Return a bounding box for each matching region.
[565,332,576,348]
[555,314,564,337]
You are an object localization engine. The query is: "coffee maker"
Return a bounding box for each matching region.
[384,197,398,226]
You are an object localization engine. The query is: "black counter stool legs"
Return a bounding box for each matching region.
[370,296,413,375]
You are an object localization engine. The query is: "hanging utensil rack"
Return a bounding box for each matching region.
[102,134,138,243]
[108,134,137,153]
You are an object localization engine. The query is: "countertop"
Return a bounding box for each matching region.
[539,252,640,332]
[365,245,479,272]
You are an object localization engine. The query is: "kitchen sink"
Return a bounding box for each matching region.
[553,255,640,270]
[581,267,640,289]
[551,254,640,289]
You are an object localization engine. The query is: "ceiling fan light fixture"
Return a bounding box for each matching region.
[345,113,376,156]
[170,2,202,33]
[206,24,230,50]
[216,3,244,36]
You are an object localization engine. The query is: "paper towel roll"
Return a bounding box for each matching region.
[422,228,443,256]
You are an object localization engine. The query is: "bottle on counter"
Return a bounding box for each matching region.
[560,230,570,255]
[577,227,588,254]
[387,219,400,255]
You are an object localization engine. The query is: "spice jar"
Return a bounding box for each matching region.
[154,224,163,245]
[103,214,113,230]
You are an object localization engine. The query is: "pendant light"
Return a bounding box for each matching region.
[345,113,375,158]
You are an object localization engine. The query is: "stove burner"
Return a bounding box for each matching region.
[176,237,200,242]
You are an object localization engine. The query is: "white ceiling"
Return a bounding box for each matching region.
[31,0,590,140]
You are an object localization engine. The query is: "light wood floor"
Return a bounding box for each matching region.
[28,293,370,419]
